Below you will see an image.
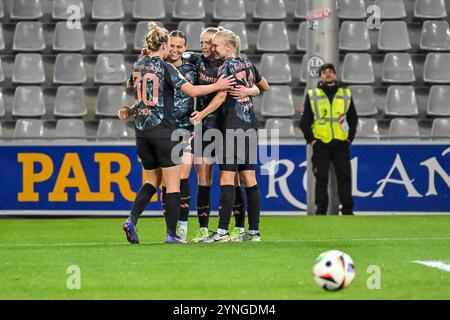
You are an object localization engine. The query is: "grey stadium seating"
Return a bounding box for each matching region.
[218,22,249,52]
[356,118,380,139]
[53,53,86,84]
[213,0,246,21]
[96,86,129,117]
[97,119,130,139]
[54,86,87,117]
[414,0,447,19]
[11,0,43,20]
[375,0,407,20]
[13,54,45,84]
[91,0,125,20]
[257,21,290,52]
[254,0,286,20]
[264,118,297,138]
[259,53,292,84]
[261,86,295,117]
[388,118,420,138]
[14,119,45,139]
[13,22,45,52]
[431,118,450,138]
[384,86,419,116]
[427,86,450,116]
[94,22,127,52]
[53,22,86,52]
[12,86,46,117]
[178,21,204,52]
[173,0,205,20]
[55,119,87,140]
[53,0,86,20]
[133,0,166,20]
[420,20,450,51]
[94,54,127,84]
[337,0,367,20]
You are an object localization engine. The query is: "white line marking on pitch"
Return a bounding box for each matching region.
[0,237,450,248]
[412,261,450,272]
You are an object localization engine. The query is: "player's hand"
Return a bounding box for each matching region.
[118,106,132,120]
[141,47,150,57]
[215,75,236,90]
[230,85,255,100]
[190,111,204,124]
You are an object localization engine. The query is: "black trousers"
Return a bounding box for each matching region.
[312,140,354,215]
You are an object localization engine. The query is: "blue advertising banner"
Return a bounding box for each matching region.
[0,144,449,213]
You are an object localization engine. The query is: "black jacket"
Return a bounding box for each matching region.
[299,81,358,144]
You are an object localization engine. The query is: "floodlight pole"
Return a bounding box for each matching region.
[306,0,340,215]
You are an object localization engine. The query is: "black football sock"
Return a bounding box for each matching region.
[233,186,245,229]
[197,186,211,228]
[161,186,167,214]
[218,185,236,231]
[246,185,261,232]
[164,192,180,236]
[179,179,191,222]
[130,183,157,224]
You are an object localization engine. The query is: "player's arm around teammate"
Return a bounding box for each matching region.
[118,22,235,244]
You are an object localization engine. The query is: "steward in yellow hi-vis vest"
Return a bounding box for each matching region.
[300,63,358,216]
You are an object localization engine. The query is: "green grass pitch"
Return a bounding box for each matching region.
[0,216,449,300]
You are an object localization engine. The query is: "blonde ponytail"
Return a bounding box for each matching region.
[146,22,169,51]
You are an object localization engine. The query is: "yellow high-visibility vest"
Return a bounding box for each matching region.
[308,87,352,143]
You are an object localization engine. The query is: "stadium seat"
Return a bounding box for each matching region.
[0,58,4,82]
[261,86,295,117]
[0,24,4,51]
[53,22,86,52]
[133,0,166,20]
[374,0,407,19]
[414,0,447,19]
[427,86,450,116]
[94,22,127,52]
[11,0,43,20]
[254,0,286,20]
[0,122,2,140]
[134,21,164,51]
[14,119,45,139]
[265,118,297,138]
[294,0,307,19]
[337,0,367,19]
[431,118,450,138]
[382,53,416,83]
[388,118,420,138]
[96,86,128,116]
[355,118,380,139]
[92,0,124,20]
[348,86,378,116]
[53,0,85,20]
[54,119,86,140]
[178,21,204,51]
[13,54,45,84]
[424,53,450,83]
[53,54,86,84]
[0,1,3,19]
[218,22,248,52]
[378,21,411,51]
[213,0,246,20]
[54,86,87,117]
[259,53,292,84]
[299,54,309,84]
[339,21,371,52]
[257,21,290,52]
[97,119,129,139]
[385,86,419,116]
[296,21,308,52]
[13,86,46,117]
[13,22,46,52]
[173,0,205,20]
[0,89,5,117]
[94,54,127,84]
[341,53,375,84]
[420,20,450,52]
